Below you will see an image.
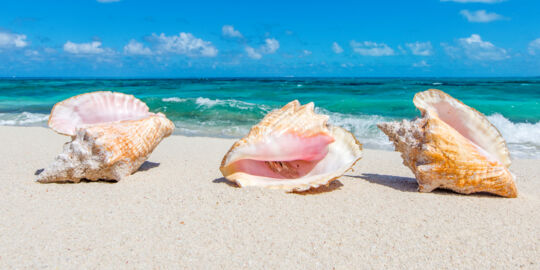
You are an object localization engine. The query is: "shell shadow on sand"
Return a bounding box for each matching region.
[212,177,240,188]
[34,161,160,184]
[352,173,419,192]
[136,161,160,172]
[352,173,503,198]
[292,180,344,195]
[212,177,344,195]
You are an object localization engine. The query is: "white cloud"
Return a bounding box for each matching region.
[441,43,460,58]
[302,50,312,56]
[97,0,120,3]
[441,0,504,3]
[0,32,28,49]
[261,38,279,54]
[123,39,152,55]
[222,25,243,38]
[350,41,394,56]
[332,42,344,54]
[150,32,218,57]
[460,10,504,22]
[528,38,540,55]
[44,48,56,54]
[412,60,430,67]
[340,63,358,68]
[245,38,279,59]
[63,41,106,54]
[24,50,39,56]
[406,41,433,56]
[245,46,262,59]
[448,34,509,60]
[26,50,38,56]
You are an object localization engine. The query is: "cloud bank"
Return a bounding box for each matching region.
[350,41,394,56]
[63,41,107,54]
[0,32,28,49]
[406,42,433,56]
[460,10,504,22]
[332,42,344,54]
[150,32,218,57]
[222,25,243,38]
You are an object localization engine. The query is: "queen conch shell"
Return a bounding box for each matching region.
[378,89,517,198]
[37,91,174,183]
[220,100,363,192]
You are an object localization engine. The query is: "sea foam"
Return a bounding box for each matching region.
[1,107,538,159]
[319,109,540,159]
[162,97,187,103]
[487,114,540,159]
[0,112,49,126]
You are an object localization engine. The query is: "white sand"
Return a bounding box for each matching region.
[0,126,539,269]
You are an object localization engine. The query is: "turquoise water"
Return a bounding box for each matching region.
[1,78,539,159]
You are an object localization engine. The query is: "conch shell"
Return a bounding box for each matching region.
[378,89,517,197]
[220,100,363,192]
[37,91,174,183]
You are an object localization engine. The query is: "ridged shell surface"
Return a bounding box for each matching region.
[378,89,517,197]
[220,100,363,192]
[48,91,151,136]
[37,92,174,183]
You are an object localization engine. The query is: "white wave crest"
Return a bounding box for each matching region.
[162,97,187,103]
[487,114,540,159]
[195,97,269,111]
[316,108,395,150]
[0,112,49,126]
[162,96,269,111]
[195,97,222,107]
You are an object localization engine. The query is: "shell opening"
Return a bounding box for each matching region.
[414,90,509,166]
[219,100,363,191]
[228,157,324,180]
[49,91,151,136]
[224,132,333,179]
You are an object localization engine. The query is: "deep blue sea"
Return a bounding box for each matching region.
[1,78,539,159]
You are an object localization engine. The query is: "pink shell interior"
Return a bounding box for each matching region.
[49,92,151,136]
[227,132,335,179]
[418,98,500,163]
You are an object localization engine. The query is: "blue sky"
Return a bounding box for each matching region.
[1,0,539,77]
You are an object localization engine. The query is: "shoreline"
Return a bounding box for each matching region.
[0,126,539,268]
[1,123,539,160]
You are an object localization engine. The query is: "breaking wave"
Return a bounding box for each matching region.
[0,112,49,126]
[1,106,538,159]
[487,114,540,159]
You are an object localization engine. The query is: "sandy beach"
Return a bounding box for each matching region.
[0,125,539,269]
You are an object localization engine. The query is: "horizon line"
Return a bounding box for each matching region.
[1,76,539,80]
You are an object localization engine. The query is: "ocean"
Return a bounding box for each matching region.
[1,78,539,159]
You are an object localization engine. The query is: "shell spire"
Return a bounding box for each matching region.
[378,89,517,198]
[244,100,331,141]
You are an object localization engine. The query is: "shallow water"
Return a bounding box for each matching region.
[1,77,539,159]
